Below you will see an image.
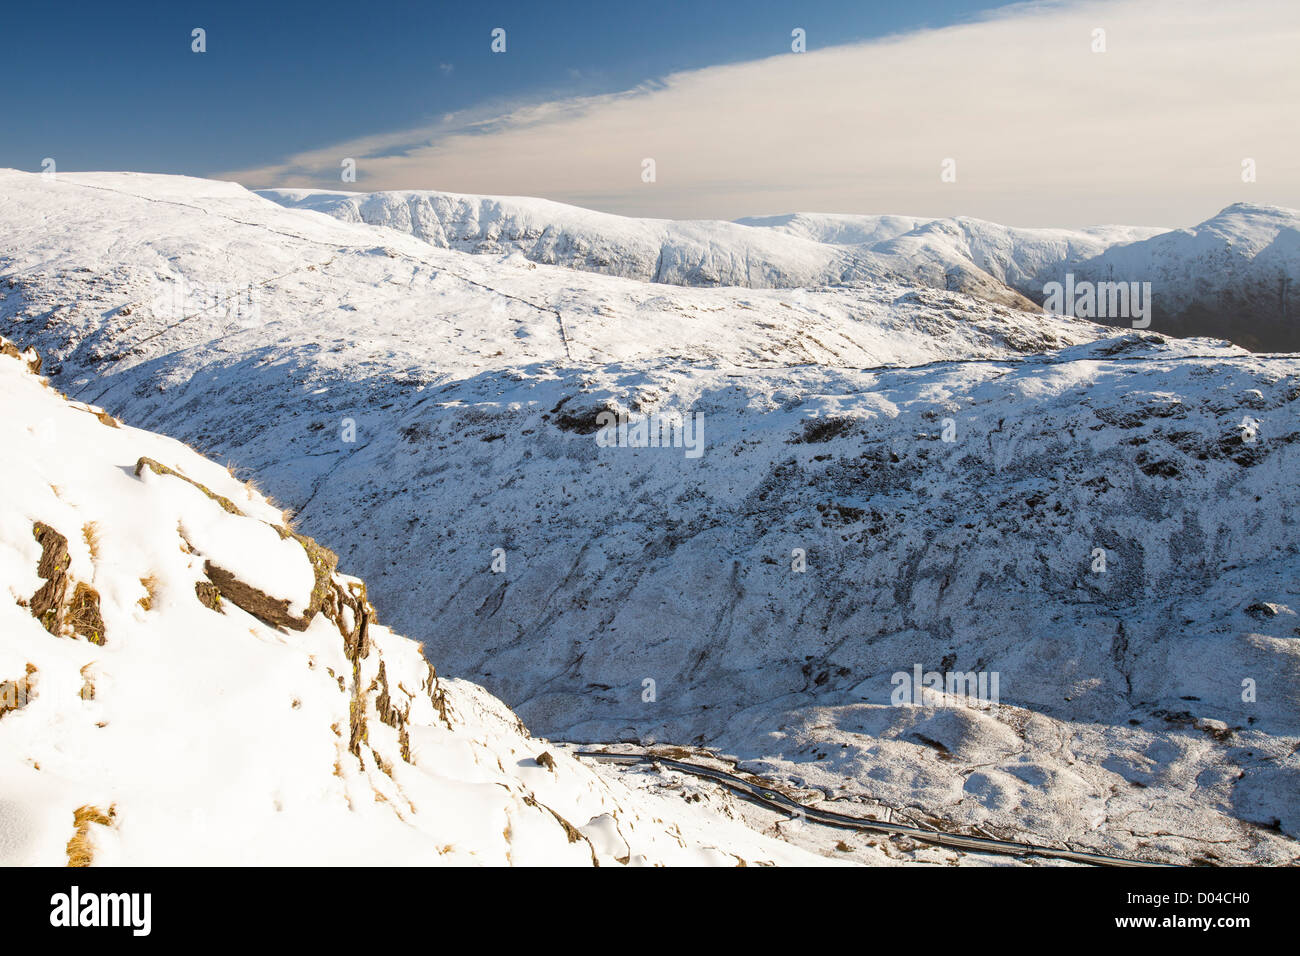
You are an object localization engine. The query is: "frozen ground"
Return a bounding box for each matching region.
[2,169,1298,865]
[0,337,840,866]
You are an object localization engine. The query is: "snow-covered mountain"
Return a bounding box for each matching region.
[1061,203,1300,352]
[261,185,1300,350]
[3,169,1298,866]
[0,336,833,866]
[259,186,1147,310]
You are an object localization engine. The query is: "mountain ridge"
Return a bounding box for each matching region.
[260,183,1297,349]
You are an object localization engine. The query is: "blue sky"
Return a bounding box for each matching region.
[6,0,1296,224]
[4,0,996,176]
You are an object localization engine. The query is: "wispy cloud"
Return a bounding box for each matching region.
[218,0,1300,226]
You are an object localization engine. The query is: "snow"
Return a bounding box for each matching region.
[1064,202,1300,350]
[2,169,1298,866]
[0,339,831,866]
[261,183,1298,350]
[139,468,316,615]
[259,184,1169,310]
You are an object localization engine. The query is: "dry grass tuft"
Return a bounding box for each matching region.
[237,470,292,522]
[66,804,115,867]
[0,664,37,719]
[82,522,102,563]
[67,582,106,645]
[138,574,161,611]
[243,474,275,507]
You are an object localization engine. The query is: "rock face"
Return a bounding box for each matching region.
[2,170,1298,866]
[134,456,340,632]
[0,338,825,866]
[29,523,71,635]
[27,522,105,646]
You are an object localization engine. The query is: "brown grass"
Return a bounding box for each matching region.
[243,474,276,508]
[138,574,160,611]
[67,582,106,646]
[82,522,102,563]
[0,664,37,719]
[235,469,294,527]
[66,805,115,867]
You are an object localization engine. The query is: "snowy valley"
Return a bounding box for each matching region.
[1,169,1298,866]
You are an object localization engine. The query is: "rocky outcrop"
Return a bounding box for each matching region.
[0,331,829,867]
[0,339,41,375]
[135,456,339,632]
[28,522,104,645]
[30,522,70,634]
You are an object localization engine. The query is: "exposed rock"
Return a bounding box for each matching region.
[29,522,70,635]
[135,457,245,517]
[0,339,41,375]
[203,561,310,631]
[137,456,339,631]
[792,416,858,444]
[194,580,223,612]
[1246,602,1283,619]
[25,523,105,643]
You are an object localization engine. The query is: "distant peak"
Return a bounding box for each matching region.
[1211,201,1296,219]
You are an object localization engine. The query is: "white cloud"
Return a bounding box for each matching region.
[219,0,1300,226]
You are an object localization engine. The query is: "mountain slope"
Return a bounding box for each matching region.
[3,170,1298,866]
[0,336,832,866]
[261,185,1299,350]
[257,186,1165,307]
[1061,203,1300,351]
[257,186,1103,309]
